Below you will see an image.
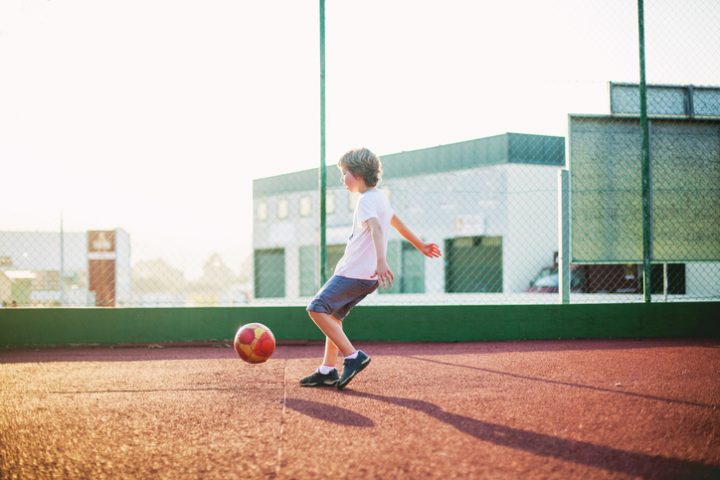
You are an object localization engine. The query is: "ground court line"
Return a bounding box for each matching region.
[274,358,288,479]
[47,387,254,394]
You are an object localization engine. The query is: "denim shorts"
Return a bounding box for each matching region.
[307,275,379,321]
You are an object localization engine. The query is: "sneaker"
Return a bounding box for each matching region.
[299,369,339,387]
[337,351,371,390]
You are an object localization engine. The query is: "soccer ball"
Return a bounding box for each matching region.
[234,323,276,364]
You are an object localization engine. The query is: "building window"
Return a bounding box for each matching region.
[401,241,424,293]
[299,246,317,296]
[376,240,424,295]
[378,240,400,295]
[445,236,503,293]
[650,264,685,294]
[327,244,345,275]
[298,244,346,296]
[300,196,312,217]
[254,248,285,298]
[256,202,268,221]
[277,199,289,219]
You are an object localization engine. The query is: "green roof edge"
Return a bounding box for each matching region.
[254,133,564,197]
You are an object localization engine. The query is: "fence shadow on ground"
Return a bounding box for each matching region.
[344,390,720,479]
[406,355,717,410]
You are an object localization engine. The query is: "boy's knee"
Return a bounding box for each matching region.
[307,309,325,322]
[307,298,331,316]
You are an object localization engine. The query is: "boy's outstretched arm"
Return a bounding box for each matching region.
[367,217,394,288]
[391,214,442,258]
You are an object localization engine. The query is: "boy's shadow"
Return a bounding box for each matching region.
[284,397,374,427]
[345,390,719,479]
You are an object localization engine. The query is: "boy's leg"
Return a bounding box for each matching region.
[308,310,355,357]
[323,336,340,368]
[299,341,339,387]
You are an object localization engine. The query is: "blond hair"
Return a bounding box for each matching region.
[338,147,382,187]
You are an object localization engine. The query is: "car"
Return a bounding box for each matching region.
[526,258,686,294]
[526,265,587,293]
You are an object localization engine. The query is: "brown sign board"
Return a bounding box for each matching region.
[87,230,117,307]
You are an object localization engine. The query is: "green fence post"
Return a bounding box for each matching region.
[319,0,328,286]
[559,170,570,304]
[637,0,652,303]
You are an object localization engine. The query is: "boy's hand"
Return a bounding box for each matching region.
[372,259,395,288]
[420,242,442,258]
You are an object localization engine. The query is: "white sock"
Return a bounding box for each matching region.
[345,351,359,360]
[318,365,336,375]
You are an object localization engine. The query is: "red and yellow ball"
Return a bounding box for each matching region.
[233,323,276,364]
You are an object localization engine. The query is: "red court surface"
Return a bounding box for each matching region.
[1,339,719,479]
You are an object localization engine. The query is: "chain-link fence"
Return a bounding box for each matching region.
[254,134,568,305]
[1,0,718,307]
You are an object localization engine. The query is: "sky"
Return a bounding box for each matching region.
[1,0,718,278]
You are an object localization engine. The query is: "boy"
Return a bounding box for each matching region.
[301,147,442,390]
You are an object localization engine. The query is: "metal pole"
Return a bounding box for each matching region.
[558,170,570,304]
[60,210,65,306]
[637,0,652,303]
[319,0,328,285]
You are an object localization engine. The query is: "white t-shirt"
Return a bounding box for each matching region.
[334,188,394,280]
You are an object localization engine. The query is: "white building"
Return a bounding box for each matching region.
[0,229,131,306]
[252,133,565,303]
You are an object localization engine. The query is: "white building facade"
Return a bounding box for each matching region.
[252,133,565,304]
